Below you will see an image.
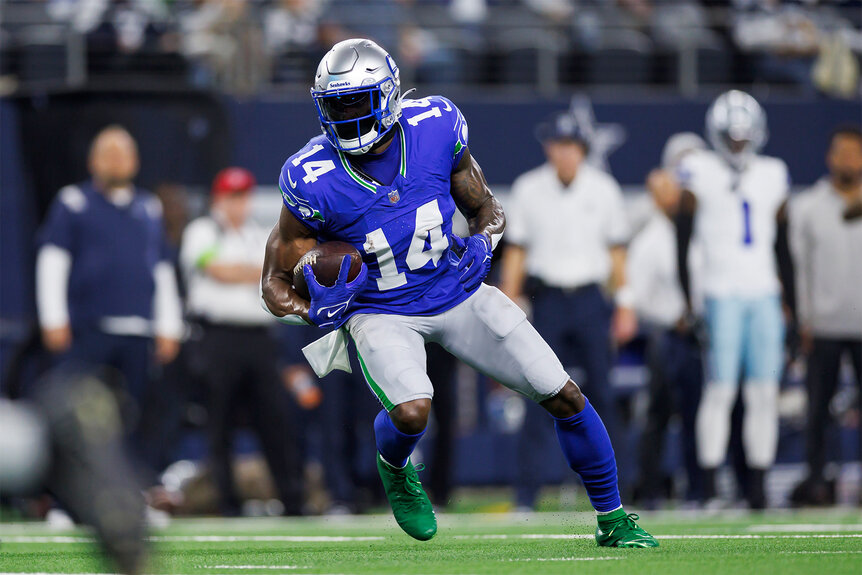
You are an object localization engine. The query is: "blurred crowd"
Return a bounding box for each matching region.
[2,0,862,95]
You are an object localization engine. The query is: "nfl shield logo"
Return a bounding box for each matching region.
[388,189,400,204]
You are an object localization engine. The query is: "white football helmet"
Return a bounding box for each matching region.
[661,132,707,170]
[311,39,403,155]
[706,90,768,169]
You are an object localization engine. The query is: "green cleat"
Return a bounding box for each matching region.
[595,510,659,548]
[376,453,437,541]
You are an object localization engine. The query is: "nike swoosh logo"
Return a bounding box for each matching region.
[327,304,348,318]
[319,298,353,319]
[287,169,297,189]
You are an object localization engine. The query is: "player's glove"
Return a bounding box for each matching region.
[303,255,368,328]
[448,233,493,292]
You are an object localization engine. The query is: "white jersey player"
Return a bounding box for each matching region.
[676,90,789,508]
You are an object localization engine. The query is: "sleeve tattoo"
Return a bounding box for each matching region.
[450,148,505,247]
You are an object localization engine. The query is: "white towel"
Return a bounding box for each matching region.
[302,328,352,378]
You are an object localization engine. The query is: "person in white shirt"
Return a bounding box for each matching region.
[500,110,636,509]
[788,126,862,506]
[629,134,706,506]
[180,167,302,516]
[676,90,790,508]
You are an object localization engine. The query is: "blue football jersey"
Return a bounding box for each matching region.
[279,95,472,323]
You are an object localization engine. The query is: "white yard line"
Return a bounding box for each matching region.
[201,567,305,570]
[660,534,862,540]
[4,510,862,535]
[149,536,384,543]
[1,536,98,543]
[748,524,862,533]
[454,533,862,540]
[3,533,862,545]
[506,557,623,562]
[780,551,862,555]
[0,535,384,544]
[0,573,469,575]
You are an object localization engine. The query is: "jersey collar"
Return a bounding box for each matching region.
[336,122,407,193]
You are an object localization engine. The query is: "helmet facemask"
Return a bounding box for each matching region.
[312,74,401,155]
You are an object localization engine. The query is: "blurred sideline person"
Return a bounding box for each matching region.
[277,325,382,514]
[280,334,458,512]
[676,91,790,508]
[36,125,183,482]
[789,127,862,506]
[501,111,636,508]
[0,369,148,575]
[424,342,459,507]
[279,324,457,511]
[142,183,193,488]
[630,134,706,506]
[181,167,303,516]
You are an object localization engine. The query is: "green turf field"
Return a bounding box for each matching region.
[1,510,861,575]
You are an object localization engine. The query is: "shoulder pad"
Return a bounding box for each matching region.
[402,95,468,161]
[279,158,326,224]
[402,95,460,124]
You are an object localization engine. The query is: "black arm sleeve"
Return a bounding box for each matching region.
[674,208,694,311]
[775,205,796,319]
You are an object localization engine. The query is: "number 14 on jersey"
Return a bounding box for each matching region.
[363,199,448,291]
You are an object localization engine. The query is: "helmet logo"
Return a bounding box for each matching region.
[327,80,352,89]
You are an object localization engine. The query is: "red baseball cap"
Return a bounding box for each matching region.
[212,167,256,197]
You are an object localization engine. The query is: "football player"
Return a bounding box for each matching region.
[676,91,790,508]
[0,369,147,575]
[261,39,656,547]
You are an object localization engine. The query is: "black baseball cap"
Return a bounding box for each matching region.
[535,111,589,147]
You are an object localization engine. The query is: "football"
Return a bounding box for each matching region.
[292,241,363,300]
